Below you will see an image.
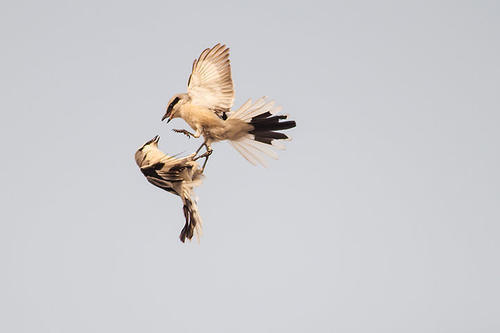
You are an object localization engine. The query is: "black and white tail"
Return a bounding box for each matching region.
[179,172,203,243]
[179,195,203,243]
[227,97,296,166]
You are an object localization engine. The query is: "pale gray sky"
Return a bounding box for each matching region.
[1,1,499,332]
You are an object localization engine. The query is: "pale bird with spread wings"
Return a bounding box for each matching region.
[161,43,296,170]
[135,135,204,243]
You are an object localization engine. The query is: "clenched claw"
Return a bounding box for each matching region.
[194,149,212,161]
[172,129,192,138]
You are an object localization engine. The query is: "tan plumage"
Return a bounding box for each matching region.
[162,44,296,169]
[135,135,204,243]
[187,43,234,114]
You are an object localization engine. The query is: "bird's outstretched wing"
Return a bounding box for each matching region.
[187,43,234,113]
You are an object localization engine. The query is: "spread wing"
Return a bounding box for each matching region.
[187,43,234,112]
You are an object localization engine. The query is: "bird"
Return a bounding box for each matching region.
[161,43,296,169]
[134,135,204,243]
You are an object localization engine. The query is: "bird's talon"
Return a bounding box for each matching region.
[194,149,213,161]
[173,129,191,138]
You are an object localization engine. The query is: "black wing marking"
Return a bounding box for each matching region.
[145,176,178,196]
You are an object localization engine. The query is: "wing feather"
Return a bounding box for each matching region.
[187,43,234,112]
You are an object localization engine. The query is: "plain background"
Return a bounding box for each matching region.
[1,0,499,332]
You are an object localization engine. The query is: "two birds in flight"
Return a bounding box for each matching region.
[135,44,296,242]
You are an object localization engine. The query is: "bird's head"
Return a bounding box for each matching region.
[162,94,188,123]
[134,135,160,167]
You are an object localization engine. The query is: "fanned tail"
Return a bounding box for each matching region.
[228,97,296,166]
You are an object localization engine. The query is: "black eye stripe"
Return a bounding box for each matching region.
[167,97,180,113]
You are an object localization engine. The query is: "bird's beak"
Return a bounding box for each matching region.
[161,110,172,122]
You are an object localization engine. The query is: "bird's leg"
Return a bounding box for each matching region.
[198,144,213,172]
[194,147,212,161]
[173,128,201,139]
[194,134,210,156]
[194,142,206,155]
[172,129,196,138]
[192,137,212,172]
[201,150,212,172]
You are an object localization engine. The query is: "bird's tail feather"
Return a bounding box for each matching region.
[228,97,296,166]
[179,188,203,243]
